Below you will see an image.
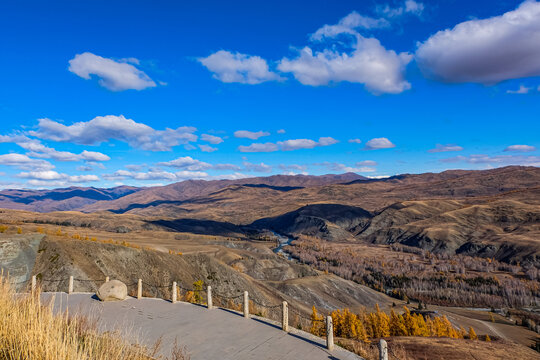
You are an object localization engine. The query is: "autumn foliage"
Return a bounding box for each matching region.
[311,305,483,342]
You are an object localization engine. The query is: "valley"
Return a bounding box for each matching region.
[1,166,539,359]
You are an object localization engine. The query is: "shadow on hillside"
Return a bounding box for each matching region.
[149,218,245,237]
[109,196,227,214]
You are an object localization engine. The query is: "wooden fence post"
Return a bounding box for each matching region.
[243,291,249,318]
[68,276,74,294]
[31,275,36,295]
[172,281,177,303]
[137,279,142,299]
[326,316,334,351]
[282,301,289,332]
[379,339,388,360]
[207,286,213,310]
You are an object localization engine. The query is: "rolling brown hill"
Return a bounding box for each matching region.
[0,166,538,264]
[80,172,365,213]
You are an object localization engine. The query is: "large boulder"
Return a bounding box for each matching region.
[96,280,127,301]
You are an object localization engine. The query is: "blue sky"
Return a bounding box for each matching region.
[0,0,539,188]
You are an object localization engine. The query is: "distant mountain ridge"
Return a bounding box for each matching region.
[0,186,141,212]
[0,173,366,213]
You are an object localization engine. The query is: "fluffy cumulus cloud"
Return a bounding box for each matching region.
[234,130,270,140]
[416,1,540,84]
[428,144,464,153]
[105,169,208,181]
[349,139,362,144]
[10,136,110,162]
[364,137,395,150]
[17,171,99,185]
[238,142,279,153]
[198,50,283,84]
[440,154,540,166]
[278,137,338,151]
[0,153,54,170]
[278,139,318,151]
[239,137,338,152]
[201,134,224,144]
[30,116,197,151]
[68,52,157,91]
[504,144,536,152]
[157,156,212,171]
[279,35,412,94]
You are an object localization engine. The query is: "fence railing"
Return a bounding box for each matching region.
[17,275,395,359]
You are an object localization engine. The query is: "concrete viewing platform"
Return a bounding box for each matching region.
[42,293,362,360]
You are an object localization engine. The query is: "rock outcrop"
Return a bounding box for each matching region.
[96,280,127,301]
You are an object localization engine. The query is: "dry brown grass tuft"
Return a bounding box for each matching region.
[0,276,190,360]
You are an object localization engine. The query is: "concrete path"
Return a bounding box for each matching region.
[42,293,362,360]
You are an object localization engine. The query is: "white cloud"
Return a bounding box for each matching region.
[201,134,224,144]
[318,137,339,146]
[504,144,536,152]
[157,156,212,171]
[278,37,412,94]
[199,144,218,152]
[364,137,395,150]
[416,1,540,84]
[277,129,286,134]
[105,169,208,181]
[18,170,99,184]
[379,0,425,18]
[277,139,318,151]
[0,153,54,170]
[68,52,157,91]
[440,154,540,166]
[507,85,531,94]
[279,137,338,151]
[206,172,249,180]
[13,137,111,162]
[428,144,464,153]
[80,150,110,161]
[30,116,197,151]
[310,11,390,41]
[405,0,425,15]
[198,50,283,84]
[239,137,338,152]
[238,142,279,153]
[234,130,270,140]
[243,161,273,173]
[349,139,362,144]
[281,171,309,176]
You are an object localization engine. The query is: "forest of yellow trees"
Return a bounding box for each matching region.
[310,305,485,342]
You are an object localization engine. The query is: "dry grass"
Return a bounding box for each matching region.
[0,276,190,360]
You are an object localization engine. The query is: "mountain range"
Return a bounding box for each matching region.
[0,166,538,264]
